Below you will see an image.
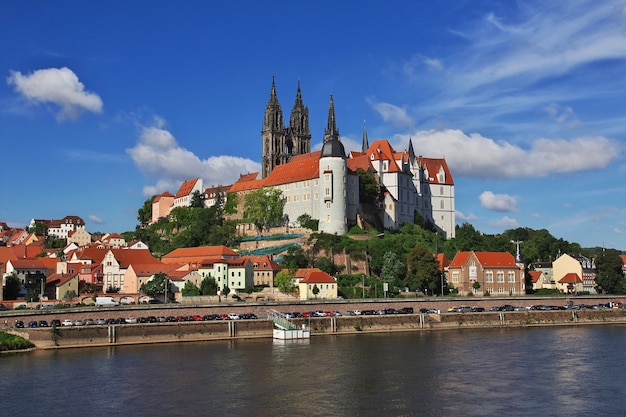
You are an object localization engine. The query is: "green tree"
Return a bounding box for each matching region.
[181,281,200,296]
[224,192,239,215]
[380,251,404,292]
[296,213,318,230]
[190,190,205,208]
[3,273,21,300]
[200,277,218,295]
[356,168,379,204]
[243,187,285,234]
[314,256,336,275]
[140,272,171,301]
[280,246,309,271]
[595,250,625,294]
[137,195,155,227]
[275,270,296,293]
[63,290,77,300]
[312,284,320,298]
[405,245,442,294]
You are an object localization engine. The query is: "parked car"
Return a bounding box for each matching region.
[38,320,49,327]
[96,318,106,325]
[84,318,95,326]
[28,320,38,328]
[61,319,73,326]
[15,320,24,328]
[227,313,240,320]
[51,319,61,327]
[73,319,84,326]
[126,317,138,324]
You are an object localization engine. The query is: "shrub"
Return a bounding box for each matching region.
[0,332,35,351]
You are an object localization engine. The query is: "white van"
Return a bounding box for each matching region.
[95,296,119,307]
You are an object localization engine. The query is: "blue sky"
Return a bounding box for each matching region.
[1,0,625,250]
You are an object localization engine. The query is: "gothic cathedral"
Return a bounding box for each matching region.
[261,77,311,178]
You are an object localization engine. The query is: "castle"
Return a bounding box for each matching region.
[154,78,456,238]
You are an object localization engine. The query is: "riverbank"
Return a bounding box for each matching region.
[8,307,626,350]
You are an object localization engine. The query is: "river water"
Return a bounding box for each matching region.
[1,325,625,417]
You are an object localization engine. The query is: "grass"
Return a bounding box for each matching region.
[0,332,35,352]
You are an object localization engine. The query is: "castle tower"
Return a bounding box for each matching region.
[287,80,311,156]
[261,76,286,178]
[319,95,348,235]
[262,78,311,178]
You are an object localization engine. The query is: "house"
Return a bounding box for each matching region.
[67,228,92,247]
[248,254,281,287]
[101,233,126,248]
[173,178,204,209]
[32,215,86,240]
[151,191,175,224]
[197,257,254,293]
[529,270,555,291]
[552,253,597,294]
[203,185,231,208]
[45,271,80,301]
[447,251,524,296]
[297,268,338,300]
[557,272,584,294]
[66,247,163,293]
[124,264,169,295]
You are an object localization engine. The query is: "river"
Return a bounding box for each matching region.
[1,325,625,417]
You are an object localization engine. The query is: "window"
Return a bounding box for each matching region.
[508,272,515,282]
[497,272,504,283]
[452,272,459,283]
[485,272,493,283]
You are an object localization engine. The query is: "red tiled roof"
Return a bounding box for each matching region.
[162,246,240,264]
[263,151,322,186]
[247,255,281,271]
[449,251,518,268]
[199,257,249,268]
[300,270,336,284]
[417,157,454,185]
[529,271,542,283]
[366,140,402,173]
[175,178,200,198]
[559,272,582,283]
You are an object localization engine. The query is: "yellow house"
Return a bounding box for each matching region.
[297,269,338,300]
[552,253,597,294]
[68,228,92,247]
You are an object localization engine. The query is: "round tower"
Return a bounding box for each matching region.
[318,95,347,235]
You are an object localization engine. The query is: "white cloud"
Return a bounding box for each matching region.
[543,103,579,127]
[456,210,478,222]
[127,118,261,196]
[368,100,414,130]
[490,216,520,228]
[402,129,622,179]
[479,191,518,212]
[88,215,104,224]
[7,67,103,120]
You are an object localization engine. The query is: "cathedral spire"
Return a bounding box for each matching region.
[408,136,415,161]
[362,120,369,152]
[324,94,340,143]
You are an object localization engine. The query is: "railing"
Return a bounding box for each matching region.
[266,309,297,330]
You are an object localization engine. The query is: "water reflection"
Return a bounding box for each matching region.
[1,326,625,417]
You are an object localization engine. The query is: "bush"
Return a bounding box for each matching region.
[0,332,35,351]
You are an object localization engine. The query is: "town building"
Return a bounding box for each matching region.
[552,253,597,294]
[447,251,525,296]
[296,268,338,300]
